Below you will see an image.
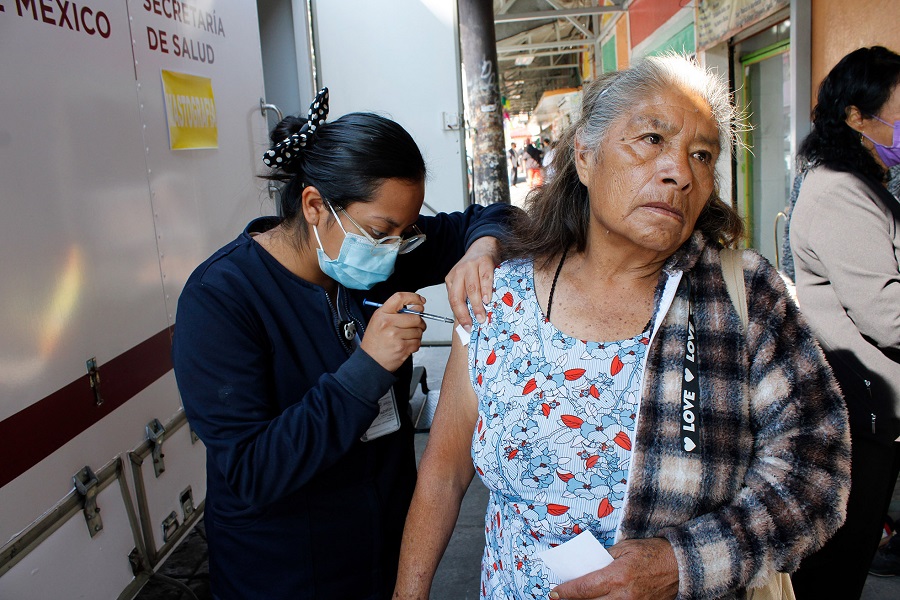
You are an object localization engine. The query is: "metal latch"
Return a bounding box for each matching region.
[146,418,166,477]
[86,357,102,406]
[180,486,195,520]
[442,111,463,130]
[161,511,179,543]
[73,466,103,537]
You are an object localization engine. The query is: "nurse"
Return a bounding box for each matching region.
[172,88,512,599]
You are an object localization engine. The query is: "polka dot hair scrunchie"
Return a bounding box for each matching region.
[262,87,329,168]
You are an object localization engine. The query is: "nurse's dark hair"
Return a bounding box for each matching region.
[799,46,900,182]
[264,112,426,238]
[502,54,745,267]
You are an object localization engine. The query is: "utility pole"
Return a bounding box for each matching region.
[459,0,510,205]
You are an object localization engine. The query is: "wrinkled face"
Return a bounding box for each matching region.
[575,86,721,257]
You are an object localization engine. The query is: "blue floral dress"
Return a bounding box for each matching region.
[469,259,650,599]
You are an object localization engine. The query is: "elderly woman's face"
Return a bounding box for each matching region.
[575,87,720,256]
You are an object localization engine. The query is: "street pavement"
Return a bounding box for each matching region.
[509,179,531,209]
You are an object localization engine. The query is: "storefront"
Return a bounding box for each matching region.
[697,0,793,264]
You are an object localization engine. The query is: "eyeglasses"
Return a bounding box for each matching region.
[329,203,426,255]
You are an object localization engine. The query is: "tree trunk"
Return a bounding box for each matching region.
[459,0,510,205]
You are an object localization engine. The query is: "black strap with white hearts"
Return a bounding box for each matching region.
[680,276,701,453]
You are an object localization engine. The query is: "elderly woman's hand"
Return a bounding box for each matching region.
[445,236,499,329]
[549,538,679,600]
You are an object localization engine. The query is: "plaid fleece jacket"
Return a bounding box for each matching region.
[618,232,850,599]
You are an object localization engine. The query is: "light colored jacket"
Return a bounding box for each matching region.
[790,166,900,436]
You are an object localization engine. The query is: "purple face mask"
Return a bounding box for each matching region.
[862,115,900,168]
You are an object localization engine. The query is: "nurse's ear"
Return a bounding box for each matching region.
[300,186,332,228]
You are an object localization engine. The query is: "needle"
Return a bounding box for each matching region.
[362,299,455,324]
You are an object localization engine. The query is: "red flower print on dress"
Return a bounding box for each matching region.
[598,497,613,518]
[564,368,586,380]
[613,431,632,450]
[610,355,625,375]
[561,415,583,428]
[547,503,570,516]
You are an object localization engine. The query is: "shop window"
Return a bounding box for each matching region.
[735,21,791,263]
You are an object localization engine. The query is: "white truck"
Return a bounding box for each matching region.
[0,0,467,597]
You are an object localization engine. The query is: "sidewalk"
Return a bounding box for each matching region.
[134,345,900,599]
[509,179,531,209]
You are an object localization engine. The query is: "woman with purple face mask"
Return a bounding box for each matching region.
[789,46,900,599]
[862,114,900,168]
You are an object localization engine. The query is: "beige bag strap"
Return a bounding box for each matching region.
[749,572,797,600]
[720,248,748,332]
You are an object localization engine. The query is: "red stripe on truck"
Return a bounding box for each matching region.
[0,327,174,489]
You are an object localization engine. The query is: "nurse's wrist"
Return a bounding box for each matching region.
[335,348,397,405]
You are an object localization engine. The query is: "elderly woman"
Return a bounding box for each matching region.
[788,46,900,598]
[393,55,850,600]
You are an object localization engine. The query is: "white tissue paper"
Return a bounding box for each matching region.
[536,531,615,583]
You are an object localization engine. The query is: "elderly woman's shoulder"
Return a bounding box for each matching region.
[493,257,532,278]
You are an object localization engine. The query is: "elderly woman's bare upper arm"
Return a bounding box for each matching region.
[421,333,480,465]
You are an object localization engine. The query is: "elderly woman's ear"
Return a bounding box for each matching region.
[573,137,592,185]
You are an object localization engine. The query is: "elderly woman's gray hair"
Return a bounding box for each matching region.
[503,54,745,267]
[578,54,741,158]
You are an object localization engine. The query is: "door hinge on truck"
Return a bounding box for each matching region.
[146,418,167,478]
[73,466,103,537]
